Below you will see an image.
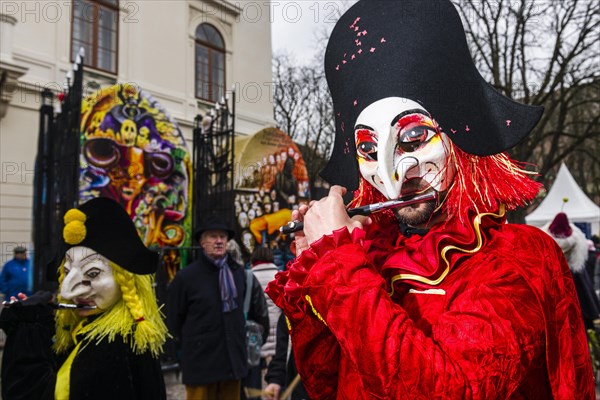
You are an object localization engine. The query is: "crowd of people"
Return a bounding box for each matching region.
[165,215,306,399]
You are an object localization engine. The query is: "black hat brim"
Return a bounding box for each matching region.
[193,217,235,242]
[64,198,158,275]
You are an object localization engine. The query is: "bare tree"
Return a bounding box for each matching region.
[272,53,310,142]
[271,2,354,198]
[272,53,335,193]
[454,0,600,220]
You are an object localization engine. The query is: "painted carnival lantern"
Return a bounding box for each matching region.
[234,127,310,264]
[79,83,192,278]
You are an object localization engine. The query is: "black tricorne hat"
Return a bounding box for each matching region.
[193,216,234,241]
[62,197,158,274]
[321,0,544,191]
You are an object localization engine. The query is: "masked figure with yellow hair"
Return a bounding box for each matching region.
[0,197,168,400]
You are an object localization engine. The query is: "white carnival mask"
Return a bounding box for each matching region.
[354,97,455,200]
[60,246,121,316]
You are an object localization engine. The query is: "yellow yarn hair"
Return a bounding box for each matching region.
[54,260,78,352]
[54,260,167,357]
[111,266,168,355]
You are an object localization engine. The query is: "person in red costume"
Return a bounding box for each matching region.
[266,0,595,399]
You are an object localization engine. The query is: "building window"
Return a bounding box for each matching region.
[195,24,225,103]
[71,0,119,74]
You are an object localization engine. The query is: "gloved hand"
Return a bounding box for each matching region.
[0,291,55,333]
[22,291,54,306]
[2,291,53,307]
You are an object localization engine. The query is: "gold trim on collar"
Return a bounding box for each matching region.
[388,204,506,296]
[305,295,328,326]
[285,316,292,332]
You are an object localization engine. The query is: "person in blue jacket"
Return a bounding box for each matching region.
[0,246,31,299]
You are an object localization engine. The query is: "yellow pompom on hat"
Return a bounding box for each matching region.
[63,209,87,245]
[62,197,158,275]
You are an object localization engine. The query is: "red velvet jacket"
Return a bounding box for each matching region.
[267,209,595,399]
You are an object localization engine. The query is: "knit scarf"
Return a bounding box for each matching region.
[214,256,238,312]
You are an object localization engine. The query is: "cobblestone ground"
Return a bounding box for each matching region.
[164,370,186,400]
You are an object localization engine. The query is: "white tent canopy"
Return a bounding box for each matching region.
[526,163,600,235]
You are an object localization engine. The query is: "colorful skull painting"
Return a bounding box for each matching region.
[79,84,192,250]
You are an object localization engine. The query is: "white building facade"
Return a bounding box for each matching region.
[0,0,276,261]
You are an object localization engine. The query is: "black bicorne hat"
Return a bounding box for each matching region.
[321,0,544,191]
[193,216,235,241]
[62,197,158,274]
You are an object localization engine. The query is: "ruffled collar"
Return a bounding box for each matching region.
[366,205,507,295]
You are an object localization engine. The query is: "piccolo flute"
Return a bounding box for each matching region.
[1,300,97,310]
[280,192,437,234]
[52,303,97,310]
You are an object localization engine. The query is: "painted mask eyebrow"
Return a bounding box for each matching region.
[65,252,103,271]
[355,124,374,131]
[80,253,103,264]
[391,109,432,126]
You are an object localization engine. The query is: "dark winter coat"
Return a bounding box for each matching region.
[0,258,31,298]
[265,313,309,400]
[0,303,165,400]
[167,252,269,386]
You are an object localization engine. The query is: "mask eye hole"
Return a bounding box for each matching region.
[357,142,378,161]
[355,128,378,161]
[85,268,101,279]
[397,125,438,153]
[84,139,120,168]
[145,152,173,178]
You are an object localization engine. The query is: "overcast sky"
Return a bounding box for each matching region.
[270,1,356,64]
